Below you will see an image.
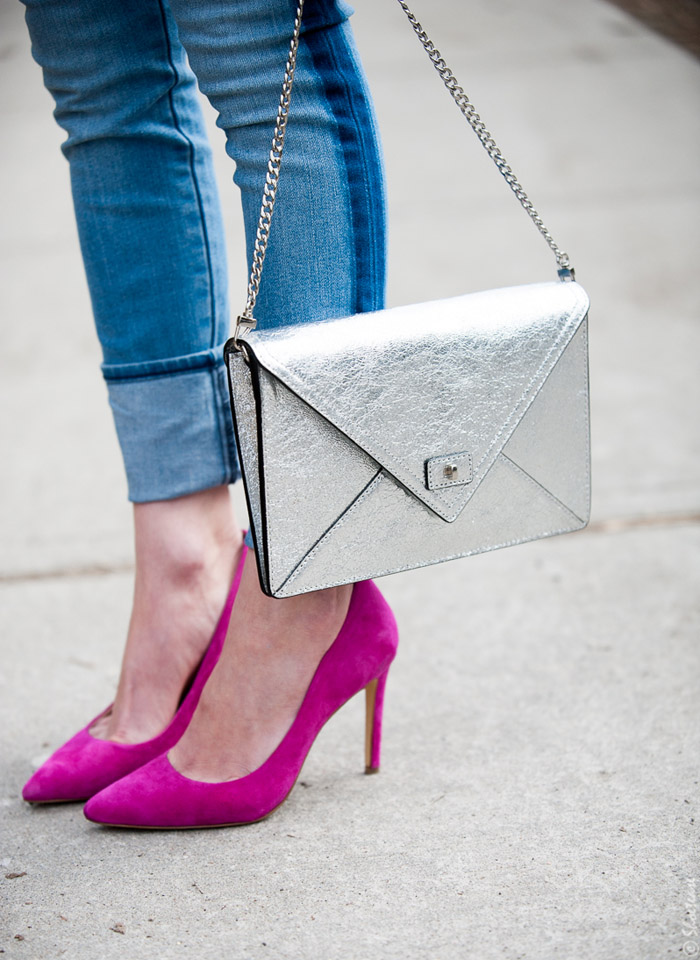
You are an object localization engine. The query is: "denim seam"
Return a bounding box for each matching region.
[305,32,356,312]
[335,26,384,310]
[104,363,223,386]
[155,0,218,349]
[304,25,385,314]
[331,31,378,312]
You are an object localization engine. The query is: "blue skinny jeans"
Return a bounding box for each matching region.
[22,0,386,502]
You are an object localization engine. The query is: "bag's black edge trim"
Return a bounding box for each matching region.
[224,340,275,598]
[248,351,277,596]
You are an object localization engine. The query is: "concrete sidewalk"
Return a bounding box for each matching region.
[1,1,698,958]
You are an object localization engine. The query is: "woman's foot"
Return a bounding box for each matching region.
[169,561,352,782]
[90,486,243,744]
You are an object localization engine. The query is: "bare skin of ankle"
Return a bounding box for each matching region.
[91,487,242,744]
[169,560,352,782]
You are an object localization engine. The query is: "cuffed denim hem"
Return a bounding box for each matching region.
[103,347,239,503]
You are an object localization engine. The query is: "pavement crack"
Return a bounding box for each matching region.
[584,512,700,534]
[0,562,134,585]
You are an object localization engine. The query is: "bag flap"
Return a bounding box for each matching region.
[244,281,590,522]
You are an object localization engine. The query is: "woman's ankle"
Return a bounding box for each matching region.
[133,486,242,585]
[91,487,243,744]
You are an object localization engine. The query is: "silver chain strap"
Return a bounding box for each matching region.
[233,0,305,347]
[233,0,573,347]
[395,0,573,276]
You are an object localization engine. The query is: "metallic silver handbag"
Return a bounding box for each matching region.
[226,0,590,598]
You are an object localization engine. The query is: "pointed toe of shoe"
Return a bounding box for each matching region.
[84,755,190,828]
[22,729,104,803]
[84,777,151,828]
[21,765,69,804]
[83,786,127,826]
[22,721,173,804]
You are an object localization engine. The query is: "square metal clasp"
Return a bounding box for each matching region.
[425,451,473,490]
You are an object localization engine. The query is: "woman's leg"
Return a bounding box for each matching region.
[22,0,387,767]
[22,0,244,742]
[161,0,387,780]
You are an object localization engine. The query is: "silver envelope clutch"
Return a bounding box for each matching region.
[225,280,591,598]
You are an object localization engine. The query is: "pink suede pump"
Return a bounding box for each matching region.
[22,544,248,804]
[84,578,399,828]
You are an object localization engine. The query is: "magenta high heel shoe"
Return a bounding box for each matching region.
[83,579,398,829]
[22,545,249,804]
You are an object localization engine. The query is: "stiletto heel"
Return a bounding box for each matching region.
[84,579,399,829]
[364,668,389,775]
[22,543,249,804]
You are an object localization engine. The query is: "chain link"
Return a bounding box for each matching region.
[234,0,573,345]
[233,0,305,346]
[395,0,572,273]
